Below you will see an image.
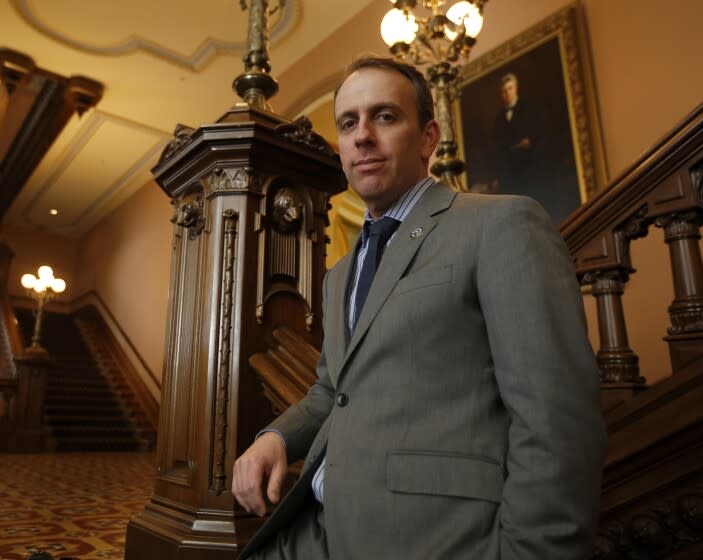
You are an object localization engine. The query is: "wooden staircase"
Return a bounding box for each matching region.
[14,307,155,451]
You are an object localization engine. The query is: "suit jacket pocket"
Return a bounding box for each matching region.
[386,450,503,504]
[392,265,453,297]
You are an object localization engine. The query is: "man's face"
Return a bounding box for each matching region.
[334,67,439,219]
[501,79,518,107]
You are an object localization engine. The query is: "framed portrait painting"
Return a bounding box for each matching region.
[455,3,607,224]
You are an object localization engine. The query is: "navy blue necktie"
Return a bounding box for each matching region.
[353,217,400,328]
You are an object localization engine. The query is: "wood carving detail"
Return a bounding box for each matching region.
[209,166,259,193]
[595,490,703,559]
[172,194,205,239]
[159,124,195,164]
[212,209,238,495]
[655,210,703,243]
[271,187,303,233]
[257,184,315,331]
[275,116,337,157]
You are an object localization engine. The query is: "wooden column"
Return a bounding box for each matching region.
[124,108,345,559]
[656,210,703,371]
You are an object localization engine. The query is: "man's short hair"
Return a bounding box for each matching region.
[334,55,435,129]
[501,73,518,87]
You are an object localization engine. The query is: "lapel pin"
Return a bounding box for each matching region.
[410,227,423,239]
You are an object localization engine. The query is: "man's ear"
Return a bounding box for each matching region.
[421,120,441,161]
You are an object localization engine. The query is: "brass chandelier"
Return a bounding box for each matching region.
[381,0,487,191]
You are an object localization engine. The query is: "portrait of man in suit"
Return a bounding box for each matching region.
[491,72,540,195]
[232,55,606,559]
[459,35,586,225]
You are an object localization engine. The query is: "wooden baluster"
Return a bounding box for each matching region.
[656,210,703,372]
[583,269,645,409]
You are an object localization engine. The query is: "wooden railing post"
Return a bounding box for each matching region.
[656,209,703,371]
[582,269,645,409]
[11,353,51,452]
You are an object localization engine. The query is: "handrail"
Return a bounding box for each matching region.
[558,103,703,397]
[70,290,161,389]
[561,103,703,264]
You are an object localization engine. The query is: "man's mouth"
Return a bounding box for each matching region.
[353,158,385,170]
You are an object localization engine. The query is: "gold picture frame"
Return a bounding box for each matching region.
[455,3,607,224]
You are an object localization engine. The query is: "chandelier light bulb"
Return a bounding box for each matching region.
[38,265,54,281]
[381,8,418,46]
[51,278,66,294]
[446,1,484,40]
[21,274,36,290]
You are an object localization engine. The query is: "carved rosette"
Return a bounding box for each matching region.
[208,166,260,194]
[594,491,703,559]
[275,116,337,157]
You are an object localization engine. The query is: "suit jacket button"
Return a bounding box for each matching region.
[336,393,349,407]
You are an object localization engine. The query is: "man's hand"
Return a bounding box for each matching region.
[232,431,288,517]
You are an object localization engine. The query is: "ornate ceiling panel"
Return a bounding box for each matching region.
[12,0,298,71]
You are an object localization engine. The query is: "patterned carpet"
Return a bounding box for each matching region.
[0,452,155,560]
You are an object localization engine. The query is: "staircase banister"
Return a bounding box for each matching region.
[561,103,703,263]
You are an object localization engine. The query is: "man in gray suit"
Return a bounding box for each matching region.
[232,56,606,559]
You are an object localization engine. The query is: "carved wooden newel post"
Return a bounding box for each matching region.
[124,2,346,558]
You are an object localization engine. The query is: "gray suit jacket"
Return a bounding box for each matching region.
[241,184,606,559]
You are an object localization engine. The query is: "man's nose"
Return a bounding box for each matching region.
[354,119,375,146]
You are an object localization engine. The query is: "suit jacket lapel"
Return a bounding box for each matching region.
[340,183,456,377]
[326,250,355,386]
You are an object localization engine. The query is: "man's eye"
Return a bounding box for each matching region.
[339,119,356,131]
[377,112,395,122]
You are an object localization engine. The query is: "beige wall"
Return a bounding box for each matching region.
[0,224,80,302]
[74,181,172,382]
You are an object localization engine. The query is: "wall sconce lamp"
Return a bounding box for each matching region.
[20,266,66,355]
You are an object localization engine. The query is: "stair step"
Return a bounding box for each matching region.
[14,307,156,452]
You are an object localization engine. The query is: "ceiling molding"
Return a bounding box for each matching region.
[11,0,300,72]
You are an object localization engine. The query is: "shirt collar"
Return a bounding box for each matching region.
[362,176,435,225]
